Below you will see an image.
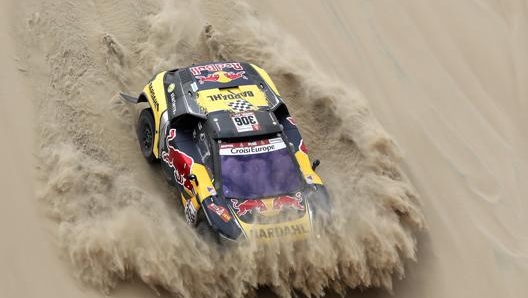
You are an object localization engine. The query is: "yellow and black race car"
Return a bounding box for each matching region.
[121,62,330,243]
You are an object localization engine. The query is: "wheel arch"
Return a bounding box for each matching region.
[137,108,158,163]
[138,92,148,104]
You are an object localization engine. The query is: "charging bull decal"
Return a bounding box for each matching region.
[231,193,305,217]
[272,192,304,211]
[196,71,247,85]
[162,129,195,192]
[231,199,268,216]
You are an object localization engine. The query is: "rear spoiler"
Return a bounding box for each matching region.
[119,93,140,104]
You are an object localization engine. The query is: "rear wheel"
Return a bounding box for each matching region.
[137,108,158,163]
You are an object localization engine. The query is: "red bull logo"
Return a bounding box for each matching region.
[231,192,305,217]
[272,192,304,211]
[162,129,195,192]
[224,71,245,81]
[196,71,247,84]
[231,199,267,216]
[196,73,219,84]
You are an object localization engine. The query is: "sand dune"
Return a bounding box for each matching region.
[252,1,528,297]
[1,0,527,297]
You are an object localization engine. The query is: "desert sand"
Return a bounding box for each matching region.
[1,0,527,297]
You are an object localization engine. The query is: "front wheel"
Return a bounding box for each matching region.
[137,108,158,163]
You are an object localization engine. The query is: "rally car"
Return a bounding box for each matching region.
[120,62,330,242]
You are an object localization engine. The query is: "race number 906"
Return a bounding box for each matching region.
[231,112,260,132]
[234,114,256,126]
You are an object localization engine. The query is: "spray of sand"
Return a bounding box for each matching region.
[20,0,425,296]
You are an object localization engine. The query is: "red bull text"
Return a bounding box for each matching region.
[190,62,243,75]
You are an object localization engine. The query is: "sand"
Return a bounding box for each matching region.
[1,0,526,297]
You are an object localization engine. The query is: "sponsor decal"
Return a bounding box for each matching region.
[170,92,177,114]
[190,63,247,85]
[299,139,308,154]
[207,186,217,196]
[223,71,246,81]
[227,99,255,113]
[206,90,254,101]
[161,129,195,192]
[286,116,296,126]
[231,199,267,216]
[148,82,159,111]
[167,83,175,93]
[272,192,304,211]
[184,199,197,225]
[190,62,244,75]
[231,112,260,133]
[230,192,305,217]
[219,137,286,156]
[195,71,247,84]
[191,82,198,92]
[207,203,232,222]
[249,224,309,239]
[196,72,219,84]
[229,145,274,155]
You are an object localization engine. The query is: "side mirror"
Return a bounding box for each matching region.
[186,174,199,186]
[312,159,320,171]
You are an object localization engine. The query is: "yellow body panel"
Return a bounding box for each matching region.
[178,163,216,211]
[143,71,168,158]
[177,165,217,221]
[196,85,268,113]
[189,163,216,206]
[295,151,323,185]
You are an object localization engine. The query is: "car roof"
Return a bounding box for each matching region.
[164,62,286,124]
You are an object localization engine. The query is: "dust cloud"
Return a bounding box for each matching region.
[20,0,424,297]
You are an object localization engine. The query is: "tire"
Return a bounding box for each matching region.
[137,108,158,163]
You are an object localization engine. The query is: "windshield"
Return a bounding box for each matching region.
[219,137,302,199]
